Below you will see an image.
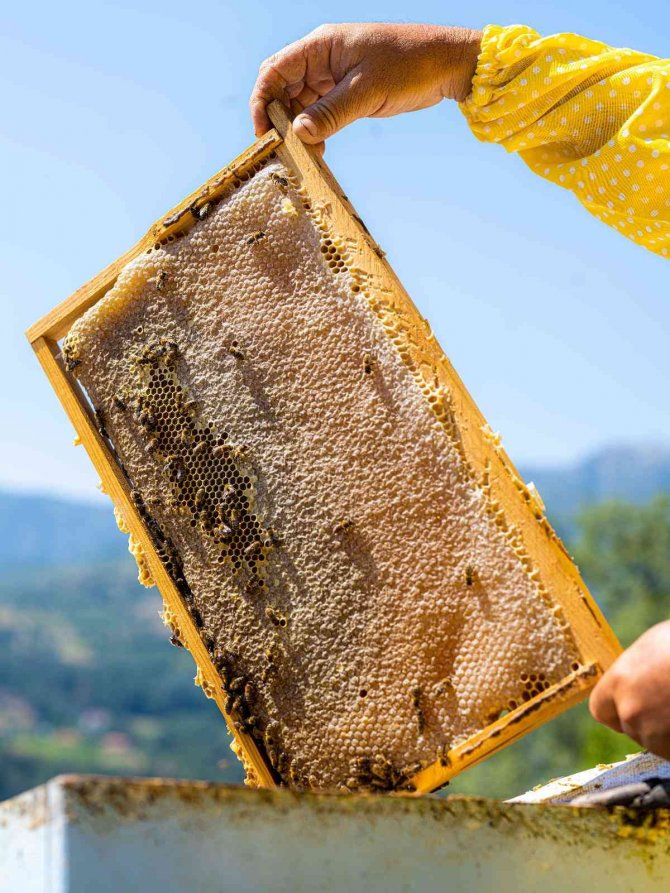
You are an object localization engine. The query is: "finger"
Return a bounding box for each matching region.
[302,34,337,96]
[642,732,670,761]
[286,80,306,99]
[289,96,306,119]
[294,67,374,143]
[589,675,623,733]
[250,41,309,136]
[289,97,326,157]
[250,27,337,137]
[294,84,321,111]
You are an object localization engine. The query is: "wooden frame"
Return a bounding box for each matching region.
[27,101,621,795]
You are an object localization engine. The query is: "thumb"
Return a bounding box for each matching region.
[293,68,371,144]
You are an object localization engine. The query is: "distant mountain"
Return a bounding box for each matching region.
[523,445,670,521]
[0,490,124,570]
[2,445,670,570]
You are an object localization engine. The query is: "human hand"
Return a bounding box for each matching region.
[590,620,670,760]
[250,23,481,152]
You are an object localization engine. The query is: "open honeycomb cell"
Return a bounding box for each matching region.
[63,156,582,793]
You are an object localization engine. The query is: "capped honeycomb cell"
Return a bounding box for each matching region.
[30,105,621,794]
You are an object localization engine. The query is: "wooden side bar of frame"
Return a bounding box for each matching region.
[27,102,621,795]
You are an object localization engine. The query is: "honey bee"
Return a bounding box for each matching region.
[137,410,157,431]
[192,440,208,456]
[229,676,244,693]
[169,633,184,648]
[229,342,245,360]
[113,393,127,411]
[219,524,233,543]
[199,514,214,534]
[262,646,278,682]
[162,456,177,477]
[435,677,453,696]
[436,744,451,768]
[465,564,476,587]
[195,488,207,509]
[271,172,289,190]
[246,231,266,245]
[93,409,108,439]
[197,202,211,220]
[363,353,376,375]
[156,269,168,290]
[265,744,279,769]
[221,484,237,505]
[277,754,292,779]
[412,686,425,735]
[232,696,245,715]
[245,577,262,597]
[244,541,261,559]
[333,518,354,535]
[262,528,281,548]
[64,357,81,372]
[265,605,287,628]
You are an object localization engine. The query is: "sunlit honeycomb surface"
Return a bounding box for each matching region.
[64,158,580,792]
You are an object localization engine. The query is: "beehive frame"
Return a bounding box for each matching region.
[27,102,621,794]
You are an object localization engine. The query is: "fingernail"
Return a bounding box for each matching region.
[294,114,318,139]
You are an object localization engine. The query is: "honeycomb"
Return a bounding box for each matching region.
[63,157,580,792]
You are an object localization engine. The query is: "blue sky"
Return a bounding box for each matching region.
[2,0,669,500]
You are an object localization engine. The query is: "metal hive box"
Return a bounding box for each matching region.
[27,102,621,794]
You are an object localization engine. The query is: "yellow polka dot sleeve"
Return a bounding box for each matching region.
[461,25,670,258]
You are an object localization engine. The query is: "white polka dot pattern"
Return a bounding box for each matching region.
[462,25,670,258]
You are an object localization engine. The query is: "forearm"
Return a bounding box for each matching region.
[461,25,670,257]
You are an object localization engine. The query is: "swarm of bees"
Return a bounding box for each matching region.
[346,753,420,794]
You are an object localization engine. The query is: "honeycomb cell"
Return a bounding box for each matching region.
[64,159,580,793]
